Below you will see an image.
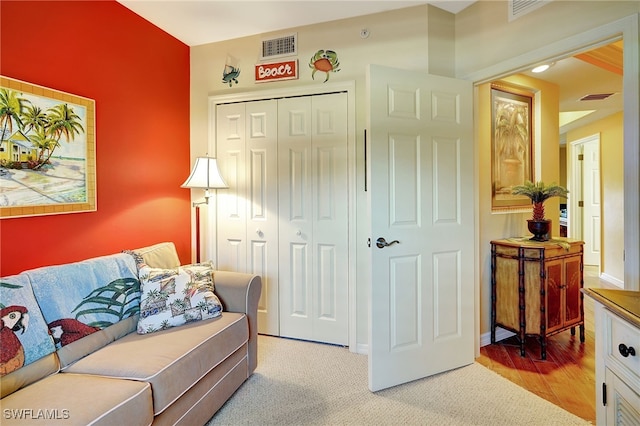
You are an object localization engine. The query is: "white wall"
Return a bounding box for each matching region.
[456,0,640,340]
[190,0,640,350]
[455,1,639,79]
[190,5,454,349]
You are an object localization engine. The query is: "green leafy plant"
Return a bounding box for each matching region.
[512,180,568,221]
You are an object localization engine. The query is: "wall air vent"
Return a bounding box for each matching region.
[579,93,617,101]
[508,0,551,21]
[261,33,297,60]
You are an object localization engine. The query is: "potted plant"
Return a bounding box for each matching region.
[511,180,568,241]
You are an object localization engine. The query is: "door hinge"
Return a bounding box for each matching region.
[602,382,607,406]
[578,201,584,207]
[578,154,584,161]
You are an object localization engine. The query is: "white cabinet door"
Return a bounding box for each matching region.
[604,368,640,424]
[368,65,475,391]
[278,93,349,345]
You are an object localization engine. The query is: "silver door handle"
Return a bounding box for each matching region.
[376,237,400,249]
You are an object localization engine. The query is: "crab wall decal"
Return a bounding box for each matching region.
[222,65,240,87]
[309,49,340,83]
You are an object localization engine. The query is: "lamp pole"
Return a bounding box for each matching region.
[193,190,210,264]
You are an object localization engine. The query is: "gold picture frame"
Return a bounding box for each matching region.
[491,83,534,212]
[0,76,96,218]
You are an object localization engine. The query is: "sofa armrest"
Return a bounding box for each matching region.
[213,271,262,374]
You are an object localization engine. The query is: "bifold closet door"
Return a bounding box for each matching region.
[277,93,349,346]
[216,100,280,336]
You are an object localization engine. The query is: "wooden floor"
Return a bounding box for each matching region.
[476,266,610,424]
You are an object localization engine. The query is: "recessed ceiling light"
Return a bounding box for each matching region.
[532,64,550,73]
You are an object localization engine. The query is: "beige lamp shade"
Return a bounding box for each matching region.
[181,157,228,189]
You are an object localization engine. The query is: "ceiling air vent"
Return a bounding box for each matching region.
[508,0,551,21]
[261,33,297,60]
[579,93,617,101]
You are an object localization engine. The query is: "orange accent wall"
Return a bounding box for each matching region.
[0,1,191,276]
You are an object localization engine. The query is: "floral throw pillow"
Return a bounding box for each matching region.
[137,262,222,334]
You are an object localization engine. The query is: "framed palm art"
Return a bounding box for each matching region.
[490,83,534,212]
[0,76,96,218]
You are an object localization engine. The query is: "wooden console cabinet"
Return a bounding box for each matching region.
[490,238,585,359]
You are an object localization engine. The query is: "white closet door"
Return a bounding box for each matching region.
[217,100,280,335]
[278,93,349,345]
[245,100,279,335]
[217,103,247,272]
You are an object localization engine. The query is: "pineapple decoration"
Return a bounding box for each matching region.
[512,181,568,241]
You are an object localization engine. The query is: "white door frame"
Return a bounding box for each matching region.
[465,14,639,291]
[208,81,359,350]
[569,134,601,267]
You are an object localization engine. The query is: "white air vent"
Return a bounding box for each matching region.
[508,0,550,21]
[579,93,617,101]
[261,33,297,60]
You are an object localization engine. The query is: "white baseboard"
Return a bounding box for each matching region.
[355,343,369,355]
[480,327,515,347]
[599,272,624,289]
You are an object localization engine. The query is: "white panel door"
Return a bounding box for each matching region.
[217,100,280,335]
[368,65,475,391]
[583,138,601,266]
[246,101,280,335]
[278,93,349,345]
[216,103,247,273]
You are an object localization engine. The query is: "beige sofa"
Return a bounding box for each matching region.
[0,242,261,425]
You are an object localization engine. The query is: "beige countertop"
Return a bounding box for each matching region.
[583,287,640,328]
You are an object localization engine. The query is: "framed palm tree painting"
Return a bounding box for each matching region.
[490,83,534,212]
[0,76,96,218]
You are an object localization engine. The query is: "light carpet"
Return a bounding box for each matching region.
[207,335,591,425]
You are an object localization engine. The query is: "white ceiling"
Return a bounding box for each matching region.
[116,0,622,136]
[116,0,476,46]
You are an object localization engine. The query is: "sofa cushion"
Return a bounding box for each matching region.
[128,242,181,269]
[63,312,249,415]
[0,372,153,426]
[26,253,140,360]
[137,262,222,334]
[0,273,57,382]
[56,317,137,370]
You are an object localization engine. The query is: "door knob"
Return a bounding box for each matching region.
[376,237,400,249]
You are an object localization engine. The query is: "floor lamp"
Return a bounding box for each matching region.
[181,157,228,263]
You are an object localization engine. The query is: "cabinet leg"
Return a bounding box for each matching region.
[540,336,547,360]
[580,324,585,343]
[570,326,575,336]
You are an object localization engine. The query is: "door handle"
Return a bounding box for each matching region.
[618,343,636,357]
[376,237,400,249]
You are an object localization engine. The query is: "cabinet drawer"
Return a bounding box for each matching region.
[605,308,640,383]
